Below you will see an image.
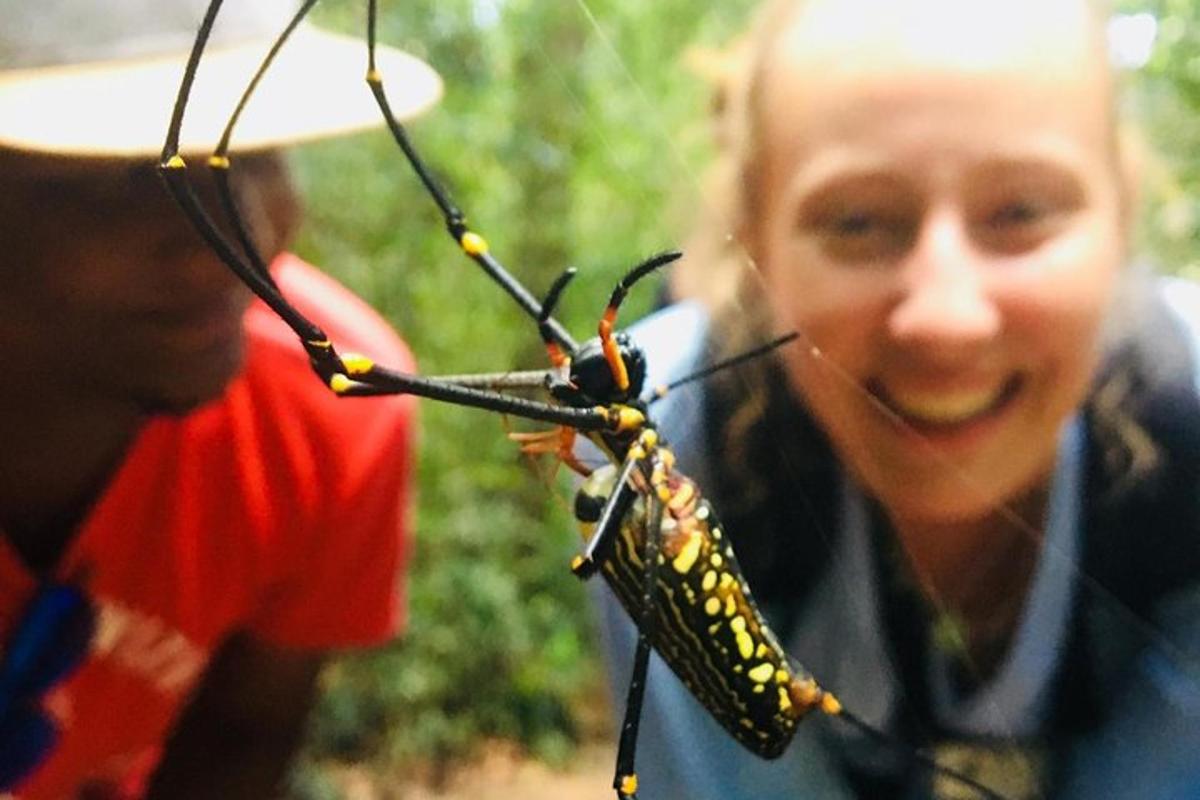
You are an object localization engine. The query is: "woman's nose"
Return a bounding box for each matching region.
[888,210,1001,352]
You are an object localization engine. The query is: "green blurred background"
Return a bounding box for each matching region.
[275,0,1200,795]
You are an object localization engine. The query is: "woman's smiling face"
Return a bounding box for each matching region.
[748,0,1130,525]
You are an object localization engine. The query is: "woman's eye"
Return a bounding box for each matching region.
[976,196,1069,254]
[987,200,1047,227]
[810,210,912,263]
[832,211,880,237]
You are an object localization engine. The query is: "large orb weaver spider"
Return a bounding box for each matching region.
[157,2,1012,798]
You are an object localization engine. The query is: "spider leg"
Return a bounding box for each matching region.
[330,364,620,429]
[644,331,800,406]
[204,0,321,289]
[612,476,663,800]
[568,446,662,799]
[571,456,641,581]
[363,0,577,354]
[425,369,558,391]
[159,0,344,383]
[598,251,680,391]
[538,268,578,367]
[508,428,591,476]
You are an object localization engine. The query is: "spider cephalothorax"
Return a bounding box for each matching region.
[557,333,648,408]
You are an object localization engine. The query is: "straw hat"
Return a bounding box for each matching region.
[0,0,443,157]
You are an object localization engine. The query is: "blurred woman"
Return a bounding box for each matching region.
[596,0,1200,797]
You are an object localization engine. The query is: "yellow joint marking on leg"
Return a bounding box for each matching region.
[821,693,843,716]
[748,663,775,684]
[307,338,333,350]
[366,68,382,84]
[704,597,721,616]
[329,374,353,394]
[654,383,669,399]
[615,407,645,432]
[619,774,638,796]
[671,531,703,574]
[207,155,230,170]
[165,155,187,169]
[341,353,375,375]
[460,231,489,255]
[570,554,585,571]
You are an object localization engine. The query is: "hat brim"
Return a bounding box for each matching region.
[0,27,442,158]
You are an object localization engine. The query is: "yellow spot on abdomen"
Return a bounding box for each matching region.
[735,631,754,660]
[730,619,753,659]
[701,570,718,591]
[704,597,721,616]
[748,663,775,684]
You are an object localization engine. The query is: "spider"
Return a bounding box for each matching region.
[157,2,1010,798]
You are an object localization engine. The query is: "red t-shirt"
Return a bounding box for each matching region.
[0,254,416,798]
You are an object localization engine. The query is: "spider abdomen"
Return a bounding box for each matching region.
[576,464,833,759]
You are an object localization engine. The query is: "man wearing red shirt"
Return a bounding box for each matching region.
[0,2,441,796]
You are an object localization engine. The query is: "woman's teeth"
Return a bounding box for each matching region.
[886,385,1008,426]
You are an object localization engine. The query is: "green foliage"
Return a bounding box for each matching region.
[279,0,1200,791]
[1117,0,1200,274]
